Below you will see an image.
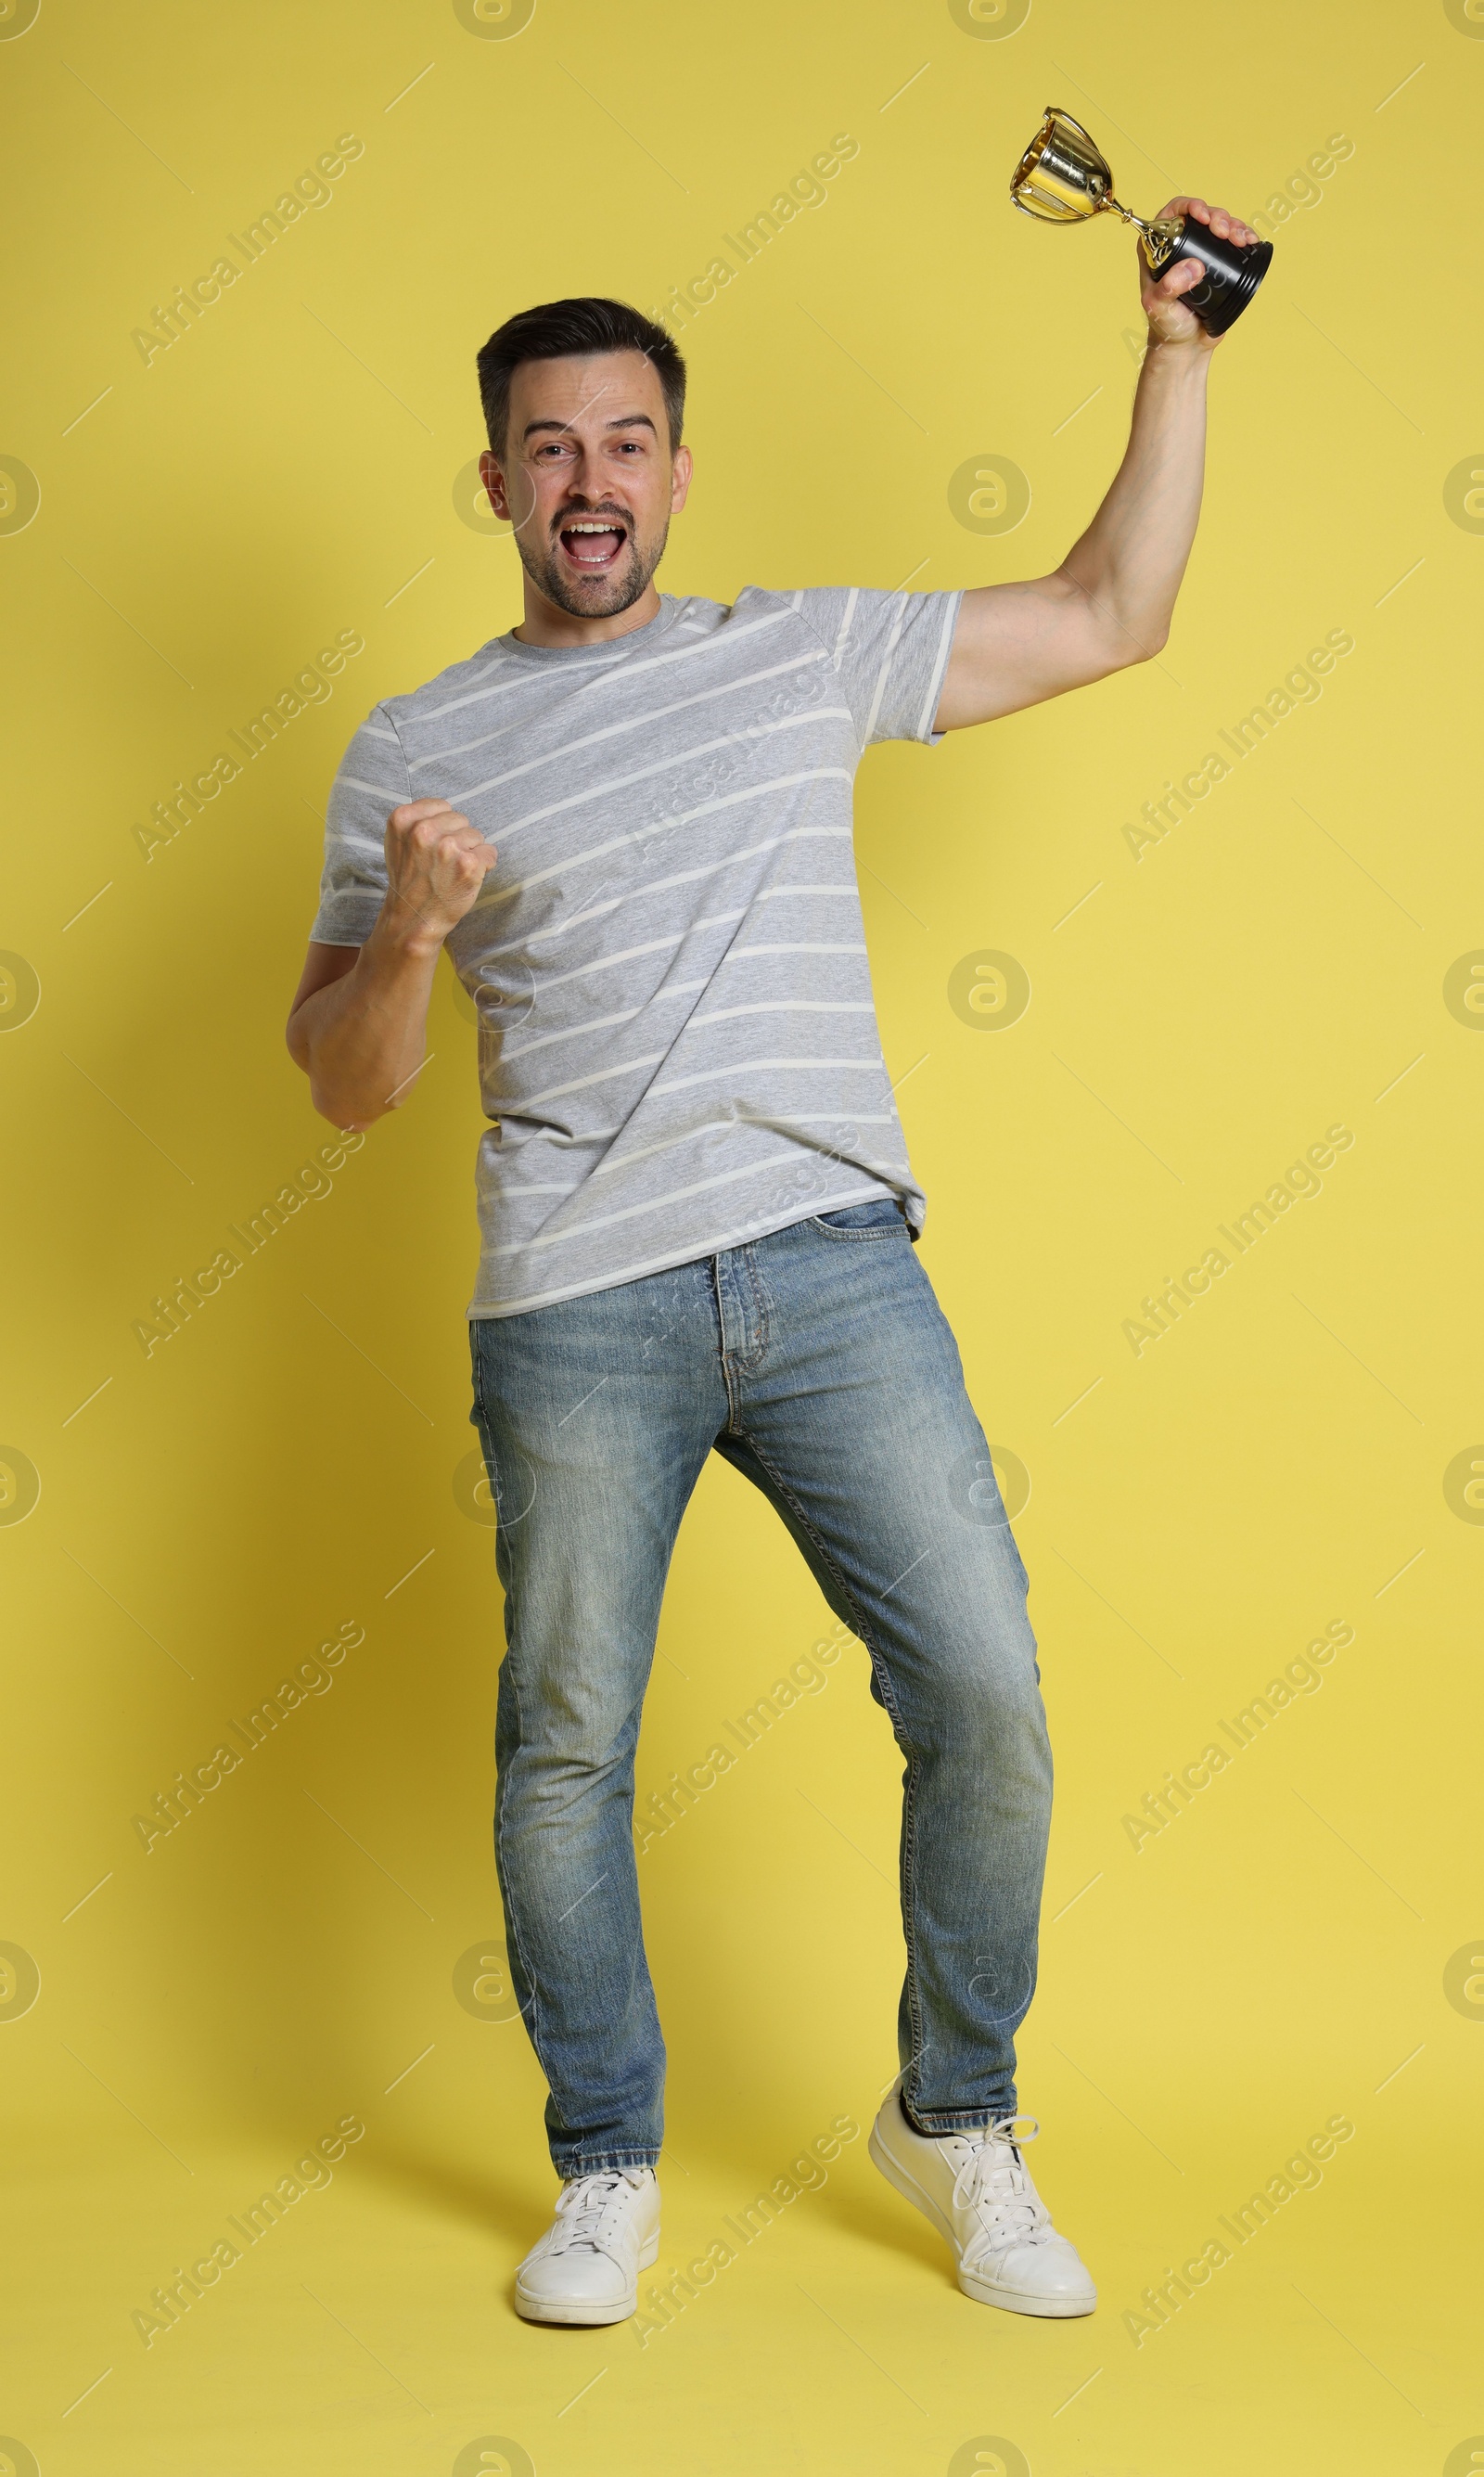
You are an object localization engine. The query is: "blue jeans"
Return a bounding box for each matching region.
[467,1199,1052,2176]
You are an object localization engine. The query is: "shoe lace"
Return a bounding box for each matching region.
[550,2168,646,2257]
[950,2115,1051,2266]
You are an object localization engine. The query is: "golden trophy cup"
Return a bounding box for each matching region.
[1010,106,1273,334]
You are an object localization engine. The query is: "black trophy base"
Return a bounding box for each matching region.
[1146,218,1273,334]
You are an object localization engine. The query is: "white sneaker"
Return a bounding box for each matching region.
[869,2077,1096,2317]
[514,2166,661,2326]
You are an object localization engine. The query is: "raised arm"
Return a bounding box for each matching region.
[286,798,497,1128]
[933,196,1260,732]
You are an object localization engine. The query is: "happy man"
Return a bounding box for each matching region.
[288,200,1255,2327]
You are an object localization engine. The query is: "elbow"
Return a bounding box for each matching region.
[1111,622,1168,669]
[1095,607,1170,671]
[288,1015,382,1131]
[1079,630,1158,687]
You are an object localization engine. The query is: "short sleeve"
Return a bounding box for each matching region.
[790,586,964,750]
[306,703,411,946]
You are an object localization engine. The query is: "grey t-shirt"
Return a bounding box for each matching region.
[309,583,963,1318]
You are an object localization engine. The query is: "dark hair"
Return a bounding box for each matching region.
[476,296,686,460]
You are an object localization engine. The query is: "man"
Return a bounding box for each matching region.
[288,200,1255,2328]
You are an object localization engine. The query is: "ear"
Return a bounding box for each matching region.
[670,443,694,514]
[479,446,513,523]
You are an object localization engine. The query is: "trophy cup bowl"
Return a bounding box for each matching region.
[1009,107,1273,335]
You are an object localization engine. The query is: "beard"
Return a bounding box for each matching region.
[515,508,671,621]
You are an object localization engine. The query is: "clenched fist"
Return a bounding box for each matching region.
[1139,198,1260,350]
[383,798,498,952]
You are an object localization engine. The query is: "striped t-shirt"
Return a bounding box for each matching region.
[309,584,963,1318]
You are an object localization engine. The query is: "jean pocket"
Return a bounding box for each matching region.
[810,1196,905,1238]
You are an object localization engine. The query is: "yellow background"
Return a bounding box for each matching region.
[3,0,1480,2470]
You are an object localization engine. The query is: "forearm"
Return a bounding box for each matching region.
[290,916,441,1128]
[1058,337,1210,659]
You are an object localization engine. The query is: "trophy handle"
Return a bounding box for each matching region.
[1044,107,1096,154]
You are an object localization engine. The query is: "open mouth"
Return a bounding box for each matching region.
[556,516,629,574]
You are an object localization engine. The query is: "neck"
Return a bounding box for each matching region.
[513,579,662,649]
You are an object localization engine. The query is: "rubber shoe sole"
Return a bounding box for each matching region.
[868,2119,1095,2319]
[514,2227,661,2327]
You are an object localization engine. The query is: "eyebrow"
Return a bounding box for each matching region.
[520,412,657,442]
